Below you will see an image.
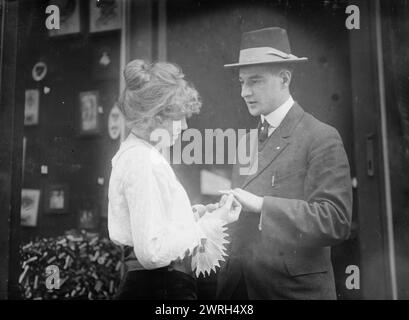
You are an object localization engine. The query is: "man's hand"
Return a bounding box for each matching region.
[210,194,242,225]
[221,188,263,213]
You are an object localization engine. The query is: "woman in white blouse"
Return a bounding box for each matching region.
[108,60,241,299]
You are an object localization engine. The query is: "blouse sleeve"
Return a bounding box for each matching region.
[122,153,228,275]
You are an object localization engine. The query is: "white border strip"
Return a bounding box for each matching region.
[375,0,398,300]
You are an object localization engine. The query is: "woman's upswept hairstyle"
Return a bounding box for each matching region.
[118,59,201,133]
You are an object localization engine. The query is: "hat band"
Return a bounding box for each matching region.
[239,47,298,64]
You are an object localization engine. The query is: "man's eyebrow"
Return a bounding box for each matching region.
[239,75,264,81]
[249,75,264,79]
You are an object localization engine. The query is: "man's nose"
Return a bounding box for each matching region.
[241,84,252,98]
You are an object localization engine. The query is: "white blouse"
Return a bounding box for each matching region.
[108,133,227,276]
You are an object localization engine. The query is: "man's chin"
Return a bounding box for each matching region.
[248,108,261,117]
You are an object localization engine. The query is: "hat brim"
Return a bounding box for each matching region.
[224,57,308,68]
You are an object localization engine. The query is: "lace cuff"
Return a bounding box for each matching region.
[191,214,229,277]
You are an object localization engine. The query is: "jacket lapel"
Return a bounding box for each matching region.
[241,102,305,189]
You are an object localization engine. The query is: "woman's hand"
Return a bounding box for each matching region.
[192,204,206,220]
[192,203,220,220]
[210,194,241,225]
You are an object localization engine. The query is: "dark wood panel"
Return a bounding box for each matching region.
[0,0,23,300]
[349,0,394,299]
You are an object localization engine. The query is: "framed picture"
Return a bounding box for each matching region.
[24,89,40,126]
[78,91,101,136]
[32,62,48,82]
[44,184,69,213]
[89,0,122,33]
[21,189,41,227]
[108,104,124,140]
[78,207,99,230]
[48,0,81,37]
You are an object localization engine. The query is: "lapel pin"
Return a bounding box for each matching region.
[271,175,275,187]
[276,146,280,150]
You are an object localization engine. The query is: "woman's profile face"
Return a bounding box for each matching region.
[151,116,187,147]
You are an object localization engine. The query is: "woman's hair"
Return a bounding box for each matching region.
[118,59,201,133]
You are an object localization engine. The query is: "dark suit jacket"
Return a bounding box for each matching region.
[217,102,352,300]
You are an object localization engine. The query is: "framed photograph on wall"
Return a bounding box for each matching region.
[24,89,40,126]
[89,0,122,33]
[44,184,69,214]
[78,207,99,230]
[21,189,41,227]
[48,0,81,37]
[108,104,124,140]
[78,91,101,136]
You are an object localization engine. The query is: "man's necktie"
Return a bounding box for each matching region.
[258,120,270,144]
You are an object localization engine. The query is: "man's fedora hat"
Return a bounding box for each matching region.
[224,27,308,68]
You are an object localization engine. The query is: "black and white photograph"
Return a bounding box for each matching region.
[78,207,99,230]
[78,90,101,136]
[24,89,40,125]
[20,189,41,227]
[44,183,69,213]
[2,0,409,313]
[89,0,122,33]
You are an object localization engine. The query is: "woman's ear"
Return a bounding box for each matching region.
[155,115,164,125]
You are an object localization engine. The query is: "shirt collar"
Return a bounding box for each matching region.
[112,133,163,167]
[261,95,294,128]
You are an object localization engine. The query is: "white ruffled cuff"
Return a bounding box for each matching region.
[191,214,229,278]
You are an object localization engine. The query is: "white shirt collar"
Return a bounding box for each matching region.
[112,133,164,167]
[261,95,294,128]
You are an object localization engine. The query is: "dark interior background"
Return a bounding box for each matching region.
[20,0,120,241]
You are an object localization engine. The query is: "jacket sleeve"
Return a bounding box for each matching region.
[260,127,353,248]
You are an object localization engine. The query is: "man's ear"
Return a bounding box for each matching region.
[280,69,292,87]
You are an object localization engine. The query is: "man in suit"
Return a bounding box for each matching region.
[216,27,352,300]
